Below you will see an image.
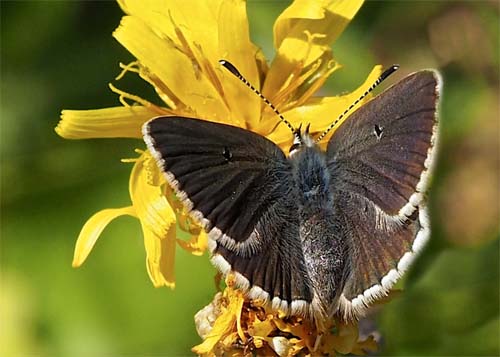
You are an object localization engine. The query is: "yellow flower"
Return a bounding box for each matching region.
[192,276,378,356]
[57,0,381,291]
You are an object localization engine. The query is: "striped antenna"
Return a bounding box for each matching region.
[315,65,400,143]
[219,59,296,135]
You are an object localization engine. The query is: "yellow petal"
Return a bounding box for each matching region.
[176,230,208,256]
[192,288,244,354]
[128,151,178,287]
[265,0,364,96]
[56,106,159,139]
[263,65,383,151]
[273,318,313,344]
[248,317,274,338]
[255,45,269,80]
[274,0,364,49]
[116,1,263,129]
[129,151,176,239]
[113,16,231,122]
[217,0,261,129]
[163,182,208,256]
[72,206,136,267]
[142,218,177,288]
[292,58,341,108]
[116,0,228,117]
[117,0,222,63]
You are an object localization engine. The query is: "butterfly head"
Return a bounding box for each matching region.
[289,123,316,157]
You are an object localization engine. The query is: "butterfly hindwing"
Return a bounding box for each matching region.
[327,70,440,317]
[143,117,314,310]
[213,198,314,312]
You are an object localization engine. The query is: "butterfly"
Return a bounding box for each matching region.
[142,61,440,325]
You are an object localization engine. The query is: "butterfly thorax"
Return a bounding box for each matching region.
[290,145,333,217]
[290,145,347,321]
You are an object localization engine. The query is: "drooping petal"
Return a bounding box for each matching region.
[129,150,176,240]
[72,206,136,267]
[128,150,178,287]
[263,65,383,151]
[113,16,231,121]
[56,106,161,139]
[160,184,209,256]
[142,218,177,288]
[264,0,364,98]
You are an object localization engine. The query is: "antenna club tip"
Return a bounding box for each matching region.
[219,59,241,77]
[380,64,400,81]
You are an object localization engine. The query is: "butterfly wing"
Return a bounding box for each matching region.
[326,70,441,318]
[143,117,313,312]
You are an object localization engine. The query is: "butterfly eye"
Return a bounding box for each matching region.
[222,146,232,161]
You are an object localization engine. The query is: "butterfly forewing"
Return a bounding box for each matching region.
[328,71,439,215]
[326,70,440,317]
[145,117,287,244]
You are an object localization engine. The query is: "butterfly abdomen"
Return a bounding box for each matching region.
[299,207,346,322]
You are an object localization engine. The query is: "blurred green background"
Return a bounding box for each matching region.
[1,1,498,356]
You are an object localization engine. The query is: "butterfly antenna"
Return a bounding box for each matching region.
[315,65,400,143]
[219,59,296,135]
